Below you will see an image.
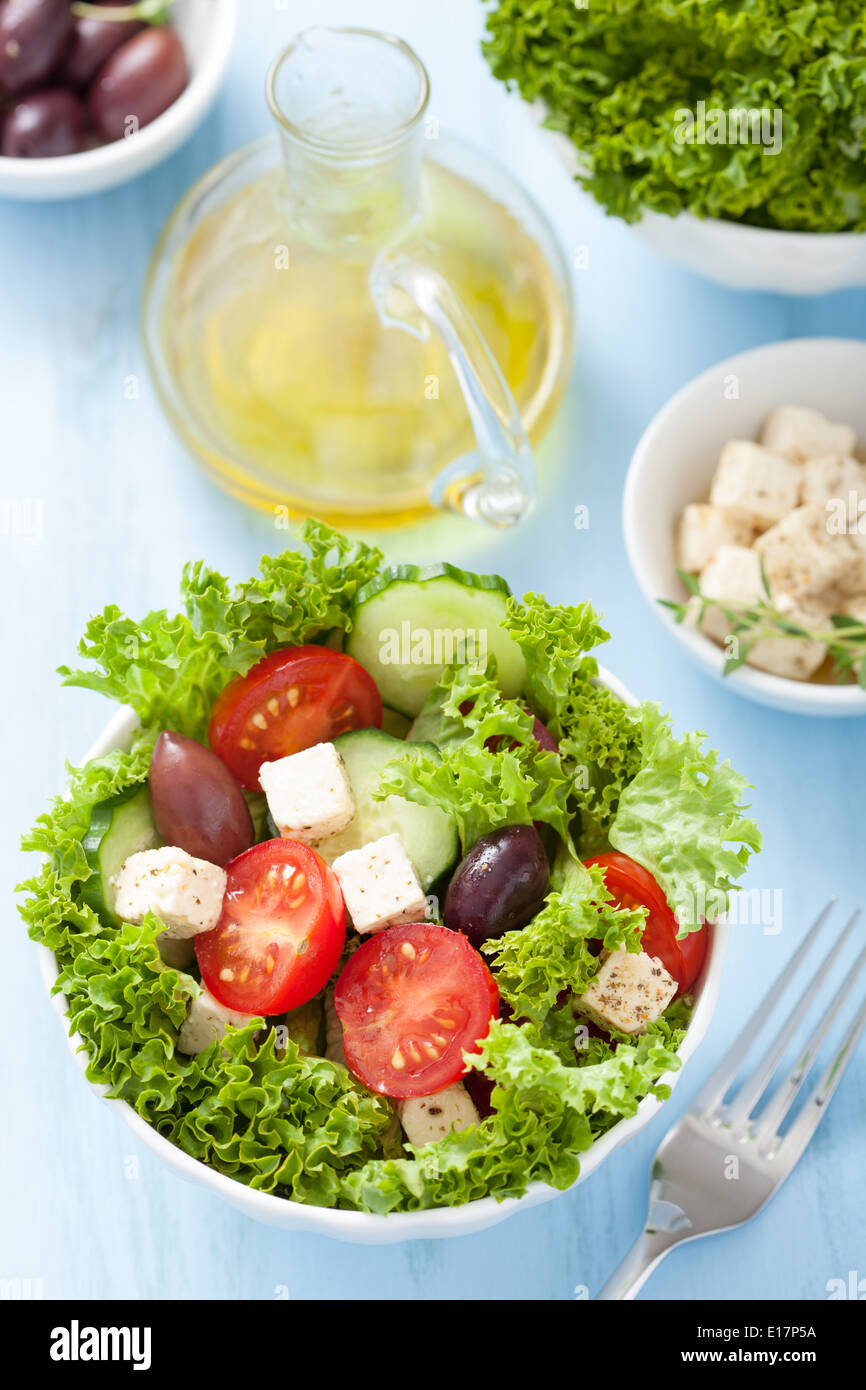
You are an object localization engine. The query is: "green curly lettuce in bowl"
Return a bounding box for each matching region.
[482,0,866,233]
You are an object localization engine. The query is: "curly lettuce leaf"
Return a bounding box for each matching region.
[378,662,573,849]
[483,0,866,234]
[557,674,644,855]
[501,592,609,730]
[339,1017,682,1212]
[19,731,155,958]
[55,916,394,1202]
[483,855,646,1024]
[610,704,761,931]
[59,521,383,740]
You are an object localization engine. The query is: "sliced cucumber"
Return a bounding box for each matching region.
[243,789,270,843]
[316,728,458,888]
[81,784,161,923]
[347,563,526,717]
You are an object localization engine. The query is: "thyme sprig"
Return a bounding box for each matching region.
[660,567,866,688]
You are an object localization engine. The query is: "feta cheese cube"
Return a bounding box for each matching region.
[800,455,866,509]
[574,950,677,1035]
[398,1083,480,1149]
[754,505,857,604]
[692,544,765,645]
[745,594,828,681]
[177,985,256,1055]
[676,503,754,573]
[709,441,800,531]
[113,846,226,939]
[332,833,428,934]
[259,741,354,844]
[761,406,856,463]
[693,545,827,679]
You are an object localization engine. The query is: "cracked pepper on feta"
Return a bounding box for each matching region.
[259,741,354,843]
[332,832,428,934]
[575,950,677,1036]
[113,846,226,939]
[676,403,866,681]
[398,1083,480,1149]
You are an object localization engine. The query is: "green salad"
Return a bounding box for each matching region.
[20,522,761,1212]
[483,0,866,233]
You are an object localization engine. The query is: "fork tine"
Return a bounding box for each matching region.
[757,936,866,1146]
[774,993,866,1168]
[726,909,860,1128]
[694,899,836,1119]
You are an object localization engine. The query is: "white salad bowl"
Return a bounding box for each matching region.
[0,0,237,201]
[536,114,866,296]
[623,337,866,718]
[39,679,728,1244]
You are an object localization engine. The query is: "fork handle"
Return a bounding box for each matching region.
[595,1231,681,1300]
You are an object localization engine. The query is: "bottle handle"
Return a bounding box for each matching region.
[369,251,536,528]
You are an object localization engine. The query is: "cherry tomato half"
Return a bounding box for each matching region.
[208,645,382,790]
[195,839,346,1015]
[334,922,499,1099]
[584,852,708,993]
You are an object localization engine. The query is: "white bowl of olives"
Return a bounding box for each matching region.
[0,0,236,199]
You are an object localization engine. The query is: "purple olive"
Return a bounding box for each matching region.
[2,88,86,156]
[0,0,73,96]
[88,26,188,142]
[443,825,550,948]
[149,731,254,868]
[463,1069,496,1119]
[63,8,146,89]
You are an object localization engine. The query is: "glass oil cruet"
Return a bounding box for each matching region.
[144,27,574,528]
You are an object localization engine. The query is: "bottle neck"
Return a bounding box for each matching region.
[267,28,429,260]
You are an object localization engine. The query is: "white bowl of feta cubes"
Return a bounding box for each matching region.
[624,337,866,717]
[38,693,728,1244]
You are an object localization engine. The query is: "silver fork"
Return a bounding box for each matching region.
[597,900,866,1300]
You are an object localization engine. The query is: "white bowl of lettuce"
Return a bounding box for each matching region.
[484,0,866,296]
[22,524,757,1242]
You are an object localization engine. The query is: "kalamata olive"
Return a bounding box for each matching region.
[530,715,557,753]
[0,0,73,96]
[2,88,86,157]
[463,1069,496,1119]
[63,8,146,89]
[88,26,189,142]
[443,825,550,948]
[149,731,254,867]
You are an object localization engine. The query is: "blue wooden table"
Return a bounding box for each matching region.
[2,0,864,1301]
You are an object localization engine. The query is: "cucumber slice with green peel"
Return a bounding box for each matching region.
[243,790,270,843]
[81,784,161,923]
[316,728,458,888]
[346,564,526,717]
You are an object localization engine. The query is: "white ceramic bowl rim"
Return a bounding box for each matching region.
[38,674,727,1242]
[624,337,866,717]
